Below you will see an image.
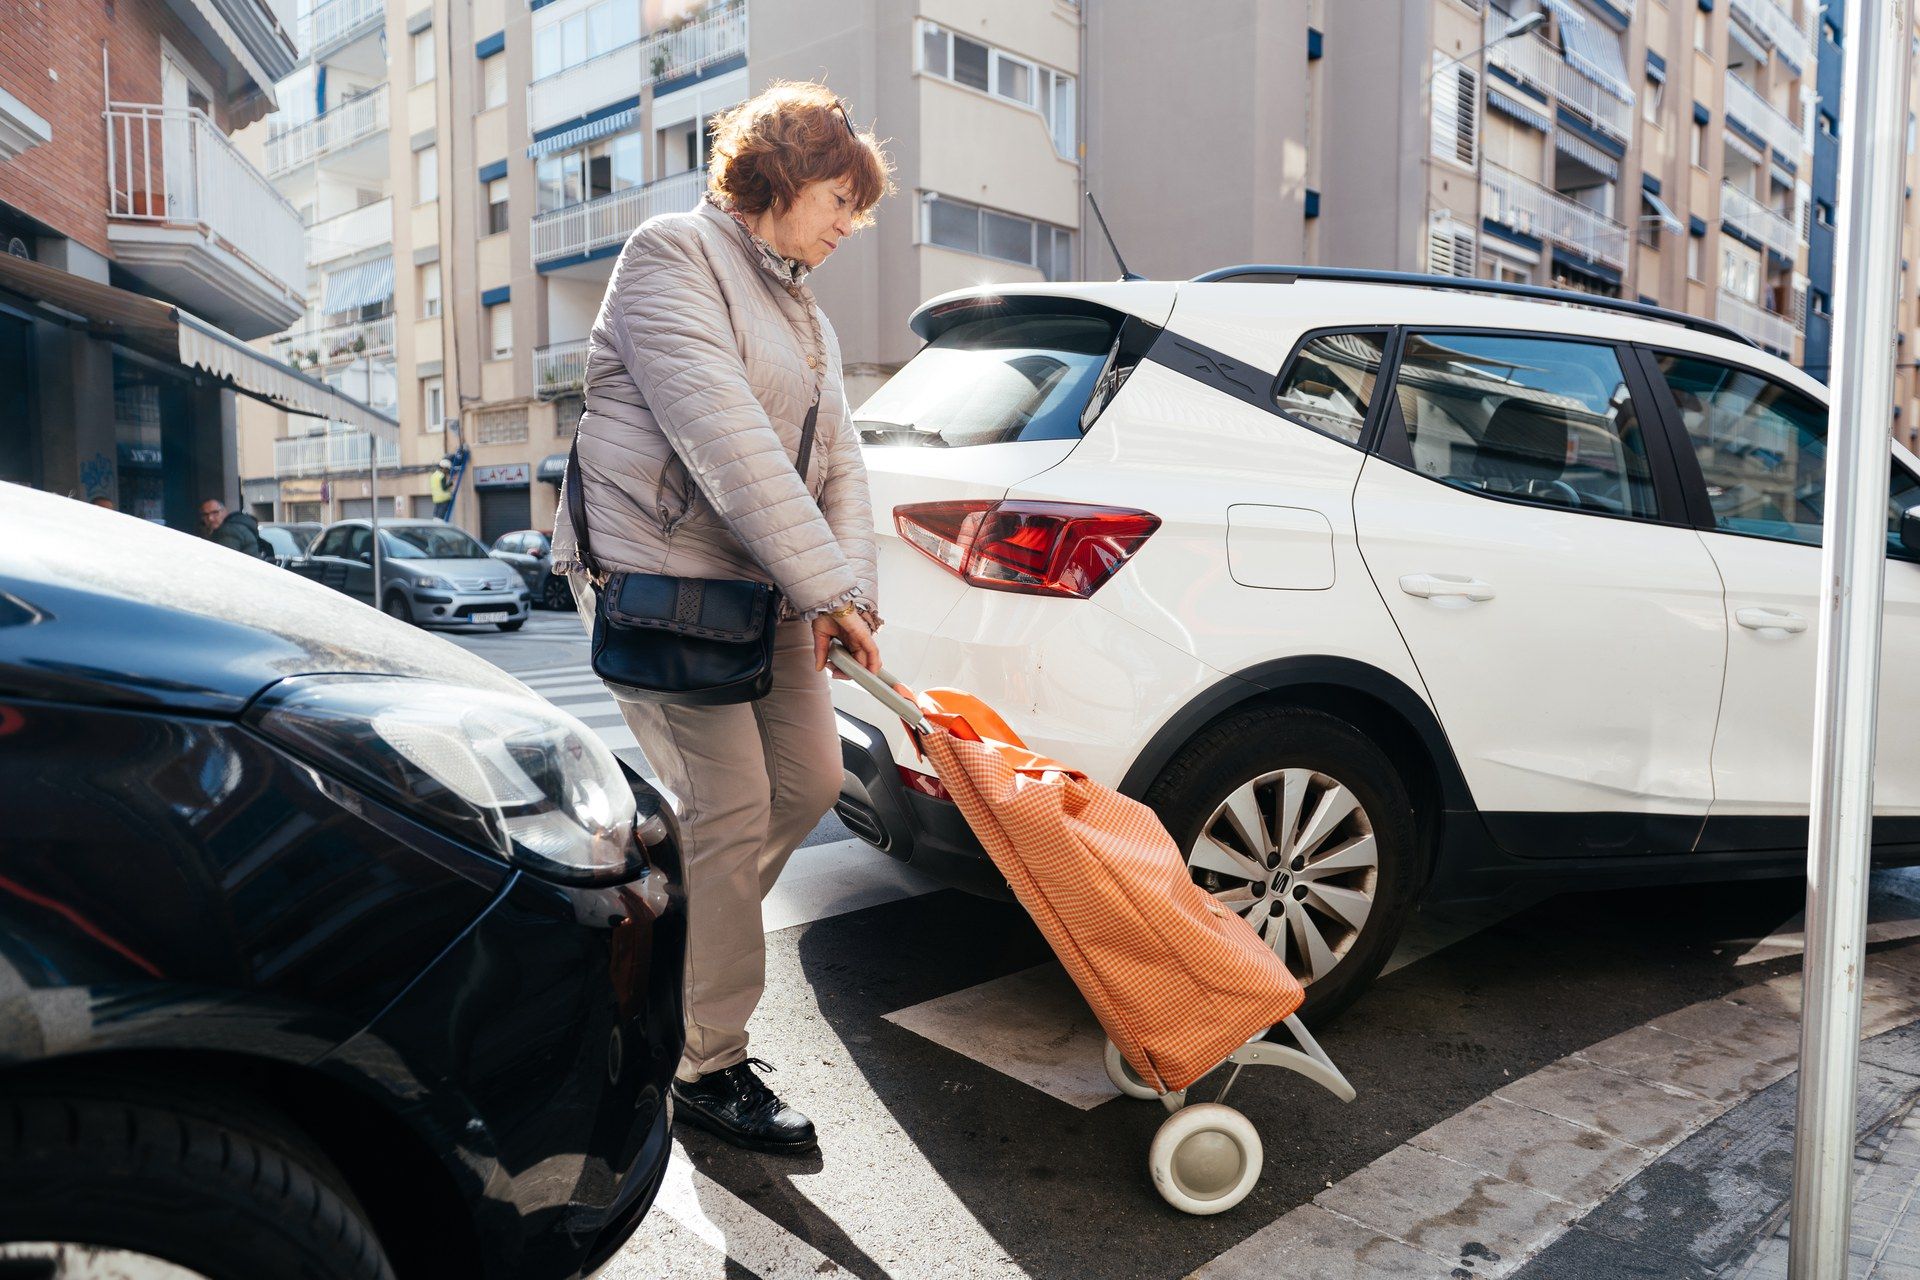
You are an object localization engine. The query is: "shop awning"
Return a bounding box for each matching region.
[321,256,395,313]
[0,251,397,444]
[536,453,570,484]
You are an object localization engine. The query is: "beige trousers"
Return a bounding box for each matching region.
[570,574,841,1079]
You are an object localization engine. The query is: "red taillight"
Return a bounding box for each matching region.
[894,500,1160,599]
[897,765,951,801]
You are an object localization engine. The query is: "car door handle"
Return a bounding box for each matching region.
[1399,573,1495,603]
[1736,607,1809,634]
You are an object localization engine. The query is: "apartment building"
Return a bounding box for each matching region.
[238,0,1081,541]
[0,0,394,526]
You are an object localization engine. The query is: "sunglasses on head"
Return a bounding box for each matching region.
[832,98,858,141]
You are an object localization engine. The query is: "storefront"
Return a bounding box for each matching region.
[473,462,532,545]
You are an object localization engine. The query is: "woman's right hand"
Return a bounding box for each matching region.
[813,607,881,677]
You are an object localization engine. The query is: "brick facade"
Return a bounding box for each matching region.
[0,0,240,258]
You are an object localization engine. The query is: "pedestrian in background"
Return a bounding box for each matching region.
[550,80,892,1155]
[429,461,455,520]
[198,498,269,559]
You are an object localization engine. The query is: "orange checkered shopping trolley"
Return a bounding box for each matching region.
[828,649,1356,1215]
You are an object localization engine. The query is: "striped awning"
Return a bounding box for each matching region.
[1489,88,1553,132]
[1643,189,1684,235]
[1556,130,1622,181]
[1725,128,1766,167]
[1728,17,1771,68]
[322,256,394,313]
[528,107,637,158]
[1543,0,1635,103]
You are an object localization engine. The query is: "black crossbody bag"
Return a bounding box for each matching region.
[565,402,816,706]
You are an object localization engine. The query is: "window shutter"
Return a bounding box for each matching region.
[1430,57,1479,167]
[1427,216,1476,278]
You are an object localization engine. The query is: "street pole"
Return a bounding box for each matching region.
[1788,1,1910,1274]
[366,351,383,608]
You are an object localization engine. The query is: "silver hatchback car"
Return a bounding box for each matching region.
[294,519,531,631]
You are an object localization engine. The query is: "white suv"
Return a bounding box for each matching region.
[829,266,1920,1019]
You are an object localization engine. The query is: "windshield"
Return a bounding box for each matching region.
[259,527,300,558]
[380,526,490,560]
[858,312,1116,447]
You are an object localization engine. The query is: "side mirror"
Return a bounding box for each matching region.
[358,550,373,563]
[1902,507,1920,557]
[531,546,548,559]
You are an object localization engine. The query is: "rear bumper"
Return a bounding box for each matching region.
[834,709,1011,900]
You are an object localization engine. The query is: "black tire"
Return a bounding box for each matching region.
[1144,705,1421,1025]
[382,591,413,625]
[496,619,525,632]
[0,1081,396,1280]
[542,574,571,611]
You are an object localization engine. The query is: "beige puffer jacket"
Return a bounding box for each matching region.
[550,198,876,622]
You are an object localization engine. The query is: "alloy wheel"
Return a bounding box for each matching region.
[0,1243,212,1279]
[1184,768,1378,986]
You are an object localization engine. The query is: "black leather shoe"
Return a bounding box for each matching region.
[670,1058,818,1154]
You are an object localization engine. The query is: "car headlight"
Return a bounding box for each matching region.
[412,575,443,589]
[252,676,644,885]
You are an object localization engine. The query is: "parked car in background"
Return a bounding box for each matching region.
[260,519,321,567]
[0,484,683,1280]
[292,518,531,631]
[492,528,571,610]
[831,267,1920,1023]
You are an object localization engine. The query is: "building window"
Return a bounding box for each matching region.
[531,0,641,81]
[415,145,438,204]
[488,302,512,360]
[412,29,435,85]
[921,193,1073,279]
[1643,77,1665,125]
[486,177,510,235]
[536,130,644,213]
[1691,119,1707,167]
[483,55,507,110]
[1694,8,1710,51]
[916,21,1076,159]
[423,376,444,432]
[1819,110,1838,138]
[475,406,528,444]
[1816,199,1835,227]
[1430,56,1479,168]
[419,262,441,318]
[1688,236,1703,280]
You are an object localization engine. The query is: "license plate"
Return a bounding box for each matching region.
[472,611,509,623]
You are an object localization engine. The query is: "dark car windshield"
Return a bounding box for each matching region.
[259,527,301,558]
[858,312,1116,448]
[381,526,490,559]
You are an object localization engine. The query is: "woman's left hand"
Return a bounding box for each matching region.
[813,608,881,676]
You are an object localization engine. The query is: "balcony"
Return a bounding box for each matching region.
[307,197,392,266]
[1717,288,1799,354]
[531,170,705,268]
[1484,24,1633,141]
[1482,164,1631,270]
[1725,72,1804,160]
[274,429,399,478]
[1729,0,1815,72]
[535,339,590,400]
[271,313,396,369]
[104,103,305,339]
[1721,182,1803,261]
[298,0,384,61]
[265,86,387,177]
[529,0,747,135]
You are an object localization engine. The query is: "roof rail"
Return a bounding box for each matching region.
[1190,264,1758,349]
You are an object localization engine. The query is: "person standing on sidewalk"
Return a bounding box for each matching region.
[198,499,269,559]
[549,81,892,1155]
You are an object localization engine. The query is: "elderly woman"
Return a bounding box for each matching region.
[550,81,891,1154]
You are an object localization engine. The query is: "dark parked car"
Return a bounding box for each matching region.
[0,484,684,1280]
[293,518,531,631]
[492,528,571,610]
[260,519,321,567]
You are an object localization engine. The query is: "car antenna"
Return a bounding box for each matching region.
[1086,193,1146,282]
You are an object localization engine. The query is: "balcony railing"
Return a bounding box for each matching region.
[1721,182,1803,260]
[529,0,747,134]
[298,0,384,58]
[105,103,305,292]
[1729,0,1814,71]
[1725,72,1804,160]
[1717,289,1799,353]
[273,430,399,478]
[531,170,704,267]
[1482,164,1631,269]
[535,339,590,399]
[265,86,387,177]
[272,313,396,367]
[306,197,392,266]
[1485,24,1633,140]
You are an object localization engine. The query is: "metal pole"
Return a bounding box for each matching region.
[367,353,383,609]
[1789,0,1910,1273]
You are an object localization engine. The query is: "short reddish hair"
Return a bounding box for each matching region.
[707,81,894,228]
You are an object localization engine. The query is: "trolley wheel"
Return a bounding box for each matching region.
[1104,1040,1160,1101]
[1149,1103,1263,1216]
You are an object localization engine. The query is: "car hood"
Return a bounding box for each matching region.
[0,486,532,714]
[389,557,519,583]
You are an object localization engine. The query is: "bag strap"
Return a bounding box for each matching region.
[795,397,819,485]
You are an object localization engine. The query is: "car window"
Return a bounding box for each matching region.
[260,527,299,558]
[494,533,523,554]
[1657,353,1920,557]
[1392,332,1660,519]
[314,528,347,558]
[1272,331,1388,445]
[381,525,491,559]
[346,527,372,560]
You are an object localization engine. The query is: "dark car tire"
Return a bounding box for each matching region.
[382,591,414,625]
[1143,705,1421,1026]
[0,1084,397,1280]
[542,575,571,611]
[497,619,525,632]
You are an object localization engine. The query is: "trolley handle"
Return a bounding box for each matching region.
[826,644,932,734]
